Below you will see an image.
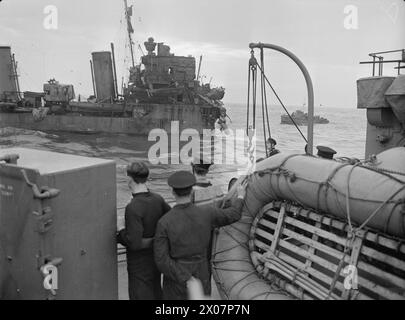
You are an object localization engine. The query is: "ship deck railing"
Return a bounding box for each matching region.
[360,49,405,76]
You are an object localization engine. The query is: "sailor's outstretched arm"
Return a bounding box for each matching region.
[210,180,248,228]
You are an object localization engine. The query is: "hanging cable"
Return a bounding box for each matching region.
[256,62,308,144]
[259,48,268,157]
[261,49,272,147]
[246,62,251,134]
[252,59,257,131]
[259,48,273,157]
[247,48,308,161]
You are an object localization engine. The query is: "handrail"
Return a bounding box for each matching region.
[249,43,315,155]
[369,49,405,56]
[360,49,405,76]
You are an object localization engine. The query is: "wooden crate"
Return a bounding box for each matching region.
[249,201,405,300]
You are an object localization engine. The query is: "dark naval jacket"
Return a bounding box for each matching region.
[153,198,244,300]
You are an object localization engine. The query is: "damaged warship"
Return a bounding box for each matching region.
[0,2,225,135]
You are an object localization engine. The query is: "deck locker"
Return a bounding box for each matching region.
[0,148,117,299]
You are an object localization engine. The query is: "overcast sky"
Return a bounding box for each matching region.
[0,0,404,107]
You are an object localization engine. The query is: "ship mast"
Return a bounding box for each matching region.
[124,0,135,68]
[11,53,21,100]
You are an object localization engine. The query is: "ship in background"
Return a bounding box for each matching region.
[0,1,225,135]
[280,109,329,125]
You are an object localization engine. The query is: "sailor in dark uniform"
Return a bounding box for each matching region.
[266,137,280,157]
[192,157,213,189]
[257,138,281,163]
[117,162,171,300]
[191,157,223,205]
[190,157,223,296]
[153,171,247,300]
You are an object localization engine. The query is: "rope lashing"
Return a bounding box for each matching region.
[357,184,405,231]
[325,239,352,299]
[345,163,362,233]
[250,198,405,300]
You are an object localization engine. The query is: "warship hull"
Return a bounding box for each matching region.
[0,103,220,135]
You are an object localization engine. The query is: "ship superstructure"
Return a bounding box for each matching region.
[0,2,225,135]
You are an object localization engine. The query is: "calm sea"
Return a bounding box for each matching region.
[0,103,367,207]
[227,102,366,158]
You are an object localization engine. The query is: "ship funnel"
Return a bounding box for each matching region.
[91,51,115,102]
[0,46,18,101]
[385,75,405,127]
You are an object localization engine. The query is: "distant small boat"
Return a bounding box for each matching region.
[281,109,329,125]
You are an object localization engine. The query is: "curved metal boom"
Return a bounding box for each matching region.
[249,42,314,155]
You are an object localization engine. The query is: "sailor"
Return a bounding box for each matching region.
[154,171,247,300]
[191,156,223,295]
[215,107,229,132]
[192,157,211,186]
[266,137,280,157]
[316,145,337,159]
[256,137,280,163]
[191,156,223,202]
[117,161,171,300]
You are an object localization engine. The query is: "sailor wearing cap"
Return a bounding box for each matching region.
[191,156,224,296]
[191,156,223,204]
[256,138,281,163]
[153,171,247,300]
[266,137,280,157]
[191,156,213,188]
[117,161,171,300]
